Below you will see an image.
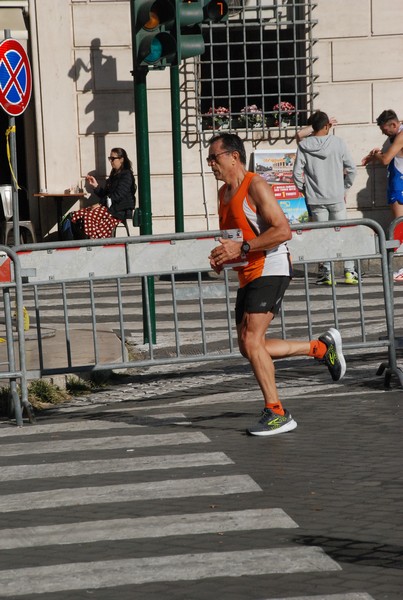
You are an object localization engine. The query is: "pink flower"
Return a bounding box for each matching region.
[240,105,265,127]
[241,104,261,115]
[206,106,229,116]
[204,106,230,128]
[272,101,295,116]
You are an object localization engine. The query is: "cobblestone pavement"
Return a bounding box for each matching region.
[0,349,402,599]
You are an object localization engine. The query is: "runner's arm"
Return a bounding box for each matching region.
[362,131,403,166]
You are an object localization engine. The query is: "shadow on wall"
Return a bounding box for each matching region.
[356,137,391,232]
[67,37,134,189]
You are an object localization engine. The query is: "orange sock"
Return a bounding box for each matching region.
[266,403,285,416]
[309,339,327,359]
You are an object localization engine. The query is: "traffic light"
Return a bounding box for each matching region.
[203,0,228,23]
[175,1,228,63]
[131,1,229,70]
[132,0,177,69]
[176,1,205,63]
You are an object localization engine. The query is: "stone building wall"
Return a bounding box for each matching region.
[313,0,403,229]
[29,0,403,237]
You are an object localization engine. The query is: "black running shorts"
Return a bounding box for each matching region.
[235,275,291,325]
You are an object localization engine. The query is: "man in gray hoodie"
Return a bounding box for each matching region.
[293,111,357,285]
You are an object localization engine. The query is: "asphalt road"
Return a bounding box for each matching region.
[0,349,402,600]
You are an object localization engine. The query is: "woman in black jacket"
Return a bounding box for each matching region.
[70,147,136,238]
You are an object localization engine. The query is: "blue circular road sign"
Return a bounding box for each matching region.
[0,38,32,116]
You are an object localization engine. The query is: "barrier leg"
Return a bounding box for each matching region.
[9,380,23,426]
[376,361,403,388]
[376,225,403,388]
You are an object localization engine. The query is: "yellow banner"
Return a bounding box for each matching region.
[5,126,21,190]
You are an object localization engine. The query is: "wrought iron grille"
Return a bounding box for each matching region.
[187,0,317,138]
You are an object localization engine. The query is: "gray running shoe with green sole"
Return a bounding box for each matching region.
[247,408,297,437]
[318,327,346,381]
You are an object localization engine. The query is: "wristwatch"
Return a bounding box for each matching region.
[241,241,251,257]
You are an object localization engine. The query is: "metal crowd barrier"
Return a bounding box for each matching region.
[290,219,402,388]
[0,246,34,425]
[388,216,403,271]
[2,217,401,425]
[387,216,403,355]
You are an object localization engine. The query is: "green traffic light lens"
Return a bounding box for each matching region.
[145,38,163,63]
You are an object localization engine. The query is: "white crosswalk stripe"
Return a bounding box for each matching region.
[0,474,261,512]
[0,430,209,456]
[266,596,374,600]
[0,548,340,597]
[0,413,191,436]
[0,416,375,598]
[0,508,298,549]
[0,452,233,481]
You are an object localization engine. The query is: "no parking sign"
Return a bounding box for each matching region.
[0,38,32,116]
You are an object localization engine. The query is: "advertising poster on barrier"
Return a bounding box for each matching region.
[252,150,309,225]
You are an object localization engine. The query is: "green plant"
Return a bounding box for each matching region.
[239,104,265,128]
[204,106,230,129]
[0,386,11,415]
[272,101,296,126]
[66,376,94,396]
[28,379,71,407]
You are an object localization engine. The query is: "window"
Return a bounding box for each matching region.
[187,0,317,137]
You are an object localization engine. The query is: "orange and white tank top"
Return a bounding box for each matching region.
[218,171,291,288]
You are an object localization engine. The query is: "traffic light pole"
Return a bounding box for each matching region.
[134,68,152,236]
[134,67,156,344]
[170,65,184,233]
[131,0,228,341]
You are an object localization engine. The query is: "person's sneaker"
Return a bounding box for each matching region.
[247,408,297,437]
[344,271,359,285]
[317,327,346,382]
[315,274,333,286]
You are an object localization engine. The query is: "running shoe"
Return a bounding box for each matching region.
[344,271,359,285]
[315,274,333,286]
[247,408,297,437]
[317,327,346,382]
